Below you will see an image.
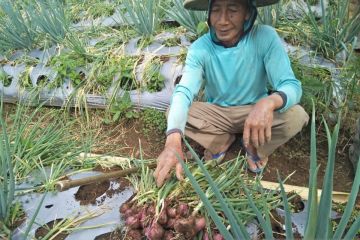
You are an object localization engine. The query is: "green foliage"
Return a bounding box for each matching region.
[0,67,12,87]
[106,92,139,123]
[141,108,167,136]
[163,37,181,47]
[29,0,70,44]
[0,0,36,53]
[257,1,282,27]
[142,57,165,93]
[86,1,115,19]
[1,100,91,189]
[291,0,360,60]
[91,57,122,93]
[137,36,154,49]
[340,54,360,112]
[291,58,332,114]
[196,21,209,37]
[50,51,87,88]
[19,67,33,89]
[178,104,360,239]
[117,56,139,91]
[164,0,207,36]
[68,0,116,22]
[0,100,15,233]
[120,0,163,37]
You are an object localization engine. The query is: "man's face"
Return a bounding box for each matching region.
[210,0,250,47]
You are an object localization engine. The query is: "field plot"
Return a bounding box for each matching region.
[0,0,359,239]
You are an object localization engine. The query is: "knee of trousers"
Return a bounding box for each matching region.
[277,105,310,139]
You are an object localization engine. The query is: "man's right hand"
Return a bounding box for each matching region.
[153,132,184,187]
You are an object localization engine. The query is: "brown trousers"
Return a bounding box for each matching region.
[184,102,309,159]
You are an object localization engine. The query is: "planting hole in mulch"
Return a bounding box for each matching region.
[9,210,26,231]
[269,210,302,239]
[288,192,305,213]
[74,180,110,205]
[37,75,49,85]
[94,229,123,240]
[35,218,69,240]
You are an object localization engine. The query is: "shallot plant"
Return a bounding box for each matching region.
[293,0,360,60]
[164,0,207,35]
[0,0,36,53]
[29,0,70,44]
[179,103,360,239]
[120,0,163,37]
[0,99,46,239]
[0,100,15,235]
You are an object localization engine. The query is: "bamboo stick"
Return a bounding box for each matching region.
[56,163,157,192]
[260,180,350,204]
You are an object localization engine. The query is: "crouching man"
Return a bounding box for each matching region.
[154,0,309,187]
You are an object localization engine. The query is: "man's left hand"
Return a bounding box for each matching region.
[242,94,283,148]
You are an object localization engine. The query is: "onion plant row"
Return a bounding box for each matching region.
[291,0,360,60]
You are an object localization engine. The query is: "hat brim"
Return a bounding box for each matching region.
[184,0,279,10]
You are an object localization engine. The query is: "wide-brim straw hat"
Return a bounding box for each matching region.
[184,0,279,10]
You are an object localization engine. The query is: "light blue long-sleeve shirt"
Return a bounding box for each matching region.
[167,24,302,134]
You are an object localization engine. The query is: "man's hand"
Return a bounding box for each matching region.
[243,94,283,148]
[153,133,184,187]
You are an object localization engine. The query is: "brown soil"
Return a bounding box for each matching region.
[93,118,356,193]
[74,178,131,205]
[74,181,110,205]
[35,219,69,240]
[288,192,305,213]
[9,210,26,231]
[94,229,123,240]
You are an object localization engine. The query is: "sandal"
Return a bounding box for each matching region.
[240,139,265,174]
[203,149,227,164]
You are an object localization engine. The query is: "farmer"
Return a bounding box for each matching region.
[154,0,309,187]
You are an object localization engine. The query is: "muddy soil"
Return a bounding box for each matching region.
[74,178,132,205]
[35,219,69,240]
[75,181,110,205]
[94,230,123,240]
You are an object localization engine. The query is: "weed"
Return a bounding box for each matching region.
[141,108,167,136]
[105,92,139,124]
[0,67,12,87]
[7,202,25,230]
[118,56,139,91]
[86,1,115,19]
[163,37,182,47]
[291,57,332,114]
[142,57,165,93]
[50,51,87,88]
[19,67,33,89]
[137,36,155,50]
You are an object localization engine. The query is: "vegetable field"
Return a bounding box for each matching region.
[0,0,359,239]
